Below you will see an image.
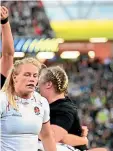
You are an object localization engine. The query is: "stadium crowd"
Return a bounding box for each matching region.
[1,1,54,38]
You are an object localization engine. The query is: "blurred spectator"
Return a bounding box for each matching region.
[1,1,55,38]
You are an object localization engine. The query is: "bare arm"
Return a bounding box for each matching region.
[51,124,88,146]
[61,133,88,146]
[40,122,57,151]
[0,6,14,77]
[51,125,68,142]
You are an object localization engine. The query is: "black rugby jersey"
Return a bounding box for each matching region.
[50,97,87,151]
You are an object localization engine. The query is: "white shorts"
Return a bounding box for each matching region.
[38,141,80,151]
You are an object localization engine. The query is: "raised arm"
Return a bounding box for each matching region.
[0,6,14,77]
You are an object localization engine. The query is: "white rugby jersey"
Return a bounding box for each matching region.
[0,91,50,151]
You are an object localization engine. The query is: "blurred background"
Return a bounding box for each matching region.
[0,0,113,150]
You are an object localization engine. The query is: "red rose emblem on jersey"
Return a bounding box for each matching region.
[34,106,40,115]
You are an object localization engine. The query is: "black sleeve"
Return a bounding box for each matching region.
[50,108,75,131]
[0,74,6,89]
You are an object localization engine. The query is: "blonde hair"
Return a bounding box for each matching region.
[1,57,42,110]
[40,66,68,93]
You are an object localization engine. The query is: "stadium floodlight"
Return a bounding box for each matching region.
[14,52,25,58]
[60,51,80,59]
[89,37,108,43]
[88,51,95,59]
[36,52,55,59]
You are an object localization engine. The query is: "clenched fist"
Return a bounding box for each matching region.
[82,126,89,137]
[0,6,9,20]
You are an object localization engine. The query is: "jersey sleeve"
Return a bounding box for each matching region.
[0,74,6,89]
[41,97,50,124]
[50,107,75,131]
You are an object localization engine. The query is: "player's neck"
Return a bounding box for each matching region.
[48,93,65,104]
[15,91,33,99]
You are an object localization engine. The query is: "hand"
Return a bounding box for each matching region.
[82,126,89,137]
[0,6,9,20]
[83,136,89,146]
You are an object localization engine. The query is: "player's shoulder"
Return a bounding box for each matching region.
[0,91,8,106]
[34,91,49,106]
[0,91,7,99]
[59,98,77,114]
